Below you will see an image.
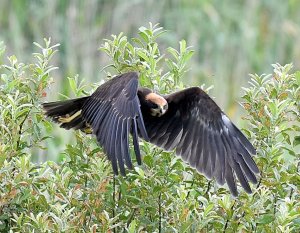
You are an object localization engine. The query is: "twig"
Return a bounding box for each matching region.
[256,168,264,190]
[236,209,245,231]
[126,208,137,228]
[16,111,31,150]
[205,180,212,195]
[273,194,277,215]
[223,200,236,233]
[186,177,195,199]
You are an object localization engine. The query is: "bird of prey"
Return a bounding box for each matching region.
[43,72,259,196]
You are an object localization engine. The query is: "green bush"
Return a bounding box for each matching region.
[0,24,299,232]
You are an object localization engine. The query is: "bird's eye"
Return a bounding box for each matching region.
[163,105,168,110]
[150,103,159,108]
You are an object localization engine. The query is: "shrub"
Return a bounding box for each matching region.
[0,24,299,232]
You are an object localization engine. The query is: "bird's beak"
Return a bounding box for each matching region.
[159,105,164,114]
[160,104,168,115]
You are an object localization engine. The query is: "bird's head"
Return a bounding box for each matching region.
[145,92,168,117]
[138,88,168,117]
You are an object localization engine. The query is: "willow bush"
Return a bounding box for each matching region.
[0,24,299,232]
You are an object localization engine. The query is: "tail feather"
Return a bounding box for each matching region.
[42,96,91,133]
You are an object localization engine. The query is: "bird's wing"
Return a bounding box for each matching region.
[142,87,259,196]
[81,72,148,175]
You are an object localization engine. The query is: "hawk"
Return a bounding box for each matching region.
[43,72,259,196]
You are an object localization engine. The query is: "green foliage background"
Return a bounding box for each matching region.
[0,24,299,232]
[0,1,300,232]
[1,0,300,162]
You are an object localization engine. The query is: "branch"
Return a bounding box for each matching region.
[223,200,236,233]
[126,208,137,228]
[16,110,31,150]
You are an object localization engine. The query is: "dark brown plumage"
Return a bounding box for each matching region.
[43,72,259,196]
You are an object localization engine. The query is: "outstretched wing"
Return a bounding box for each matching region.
[82,72,148,175]
[142,87,259,196]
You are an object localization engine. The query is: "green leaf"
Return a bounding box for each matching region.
[135,167,145,178]
[137,50,149,62]
[268,101,277,117]
[138,30,149,43]
[293,136,300,147]
[204,203,214,217]
[68,77,77,94]
[128,219,137,233]
[183,50,194,64]
[179,40,187,53]
[167,47,179,60]
[0,152,6,167]
[257,214,275,224]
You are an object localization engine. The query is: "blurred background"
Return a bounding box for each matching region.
[1,0,300,160]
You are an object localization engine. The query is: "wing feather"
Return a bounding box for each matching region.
[206,131,216,179]
[188,123,200,168]
[81,72,148,175]
[213,133,226,185]
[132,119,142,165]
[120,118,133,169]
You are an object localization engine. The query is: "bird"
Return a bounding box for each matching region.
[42,71,259,196]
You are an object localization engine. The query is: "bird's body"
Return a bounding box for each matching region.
[43,72,259,196]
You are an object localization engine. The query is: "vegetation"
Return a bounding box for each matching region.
[2,0,300,163]
[0,24,299,232]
